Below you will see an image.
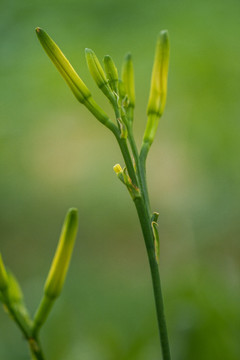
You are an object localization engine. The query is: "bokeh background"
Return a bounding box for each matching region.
[0,0,239,359]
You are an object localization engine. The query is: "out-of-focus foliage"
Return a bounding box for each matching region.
[0,0,239,359]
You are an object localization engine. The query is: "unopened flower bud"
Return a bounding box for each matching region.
[147,30,169,116]
[144,30,170,145]
[85,49,115,103]
[122,53,135,108]
[118,80,127,102]
[44,208,78,299]
[113,164,123,175]
[36,28,91,104]
[103,55,119,94]
[5,271,23,304]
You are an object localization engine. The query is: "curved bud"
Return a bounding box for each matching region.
[143,30,170,146]
[85,49,115,103]
[103,55,119,94]
[0,254,8,292]
[44,208,78,299]
[122,53,135,108]
[35,28,91,104]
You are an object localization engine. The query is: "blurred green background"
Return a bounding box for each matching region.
[0,0,239,359]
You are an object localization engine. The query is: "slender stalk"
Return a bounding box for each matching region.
[111,128,138,187]
[114,101,151,213]
[28,338,45,360]
[32,295,54,337]
[1,290,46,360]
[115,128,171,359]
[134,197,171,360]
[138,141,151,212]
[1,296,31,339]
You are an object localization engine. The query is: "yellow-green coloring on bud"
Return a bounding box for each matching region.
[44,208,78,299]
[143,30,170,145]
[122,53,135,108]
[5,270,23,304]
[0,254,8,291]
[147,30,169,116]
[118,79,127,102]
[35,28,91,104]
[85,49,115,103]
[103,55,119,94]
[113,164,123,175]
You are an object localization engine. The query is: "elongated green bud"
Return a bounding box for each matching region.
[44,208,78,299]
[36,28,91,104]
[118,79,127,101]
[85,48,115,104]
[0,254,8,291]
[122,53,135,108]
[147,30,169,116]
[143,30,170,145]
[5,270,23,304]
[103,55,118,94]
[36,28,114,129]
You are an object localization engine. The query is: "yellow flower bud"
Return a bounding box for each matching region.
[44,208,78,299]
[143,30,170,146]
[36,28,91,104]
[118,80,127,102]
[103,55,119,94]
[147,30,169,116]
[85,49,115,103]
[113,164,123,175]
[122,53,135,108]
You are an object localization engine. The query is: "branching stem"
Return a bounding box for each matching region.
[114,119,171,360]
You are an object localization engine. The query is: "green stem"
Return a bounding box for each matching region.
[134,197,171,360]
[1,290,31,338]
[112,129,138,187]
[32,295,54,337]
[28,338,45,360]
[115,129,171,359]
[138,141,151,213]
[139,141,150,172]
[1,290,46,359]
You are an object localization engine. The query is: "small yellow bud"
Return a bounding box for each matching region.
[36,28,91,104]
[44,208,78,299]
[0,254,8,291]
[122,53,135,108]
[113,164,123,175]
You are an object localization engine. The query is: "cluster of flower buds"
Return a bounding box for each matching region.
[36,28,169,151]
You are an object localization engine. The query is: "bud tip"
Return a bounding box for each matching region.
[113,164,123,174]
